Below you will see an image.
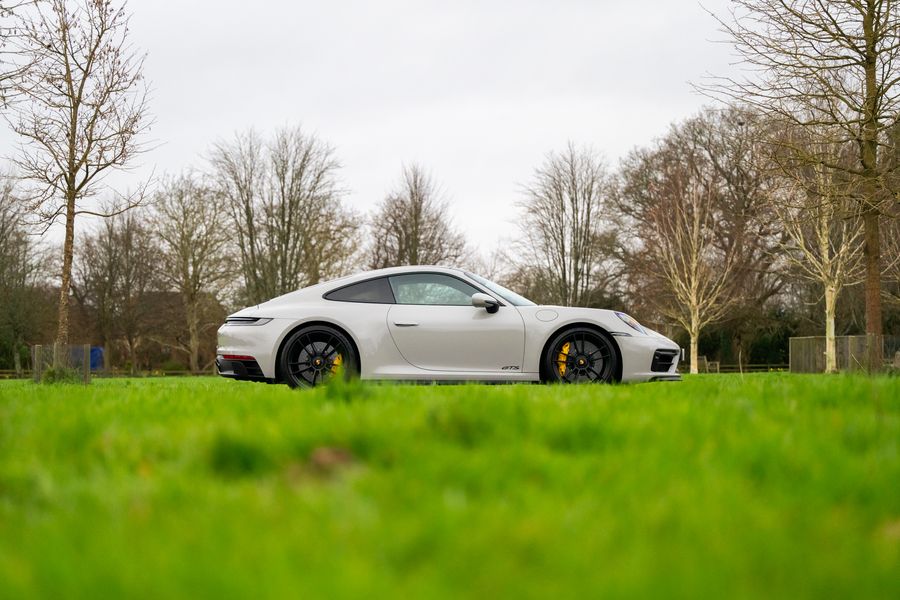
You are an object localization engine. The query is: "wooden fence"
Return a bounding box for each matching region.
[789,335,900,373]
[1,369,215,380]
[716,363,788,373]
[693,357,788,373]
[4,338,896,380]
[31,344,92,384]
[0,370,32,380]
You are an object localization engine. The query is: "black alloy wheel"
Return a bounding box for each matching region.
[280,326,357,388]
[543,327,618,384]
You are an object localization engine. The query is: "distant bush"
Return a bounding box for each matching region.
[40,367,83,384]
[161,359,188,372]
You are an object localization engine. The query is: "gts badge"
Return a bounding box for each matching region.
[501,365,520,371]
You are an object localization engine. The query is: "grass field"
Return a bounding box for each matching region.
[0,375,898,599]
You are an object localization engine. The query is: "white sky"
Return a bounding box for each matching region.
[2,0,739,256]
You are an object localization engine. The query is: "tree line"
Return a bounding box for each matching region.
[0,121,479,374]
[509,109,899,373]
[2,109,898,374]
[1,0,898,375]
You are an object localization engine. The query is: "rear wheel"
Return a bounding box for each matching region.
[543,327,618,384]
[280,326,357,388]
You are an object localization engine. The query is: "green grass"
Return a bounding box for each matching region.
[0,375,898,599]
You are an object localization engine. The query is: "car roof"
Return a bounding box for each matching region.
[245,266,481,311]
[290,265,472,297]
[345,265,465,279]
[330,264,466,284]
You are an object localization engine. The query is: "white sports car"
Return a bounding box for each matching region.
[216,266,682,387]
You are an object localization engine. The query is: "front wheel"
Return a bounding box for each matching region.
[280,326,357,388]
[543,327,618,384]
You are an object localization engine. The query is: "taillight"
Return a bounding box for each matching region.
[222,354,256,361]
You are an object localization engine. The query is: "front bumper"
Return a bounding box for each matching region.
[616,334,682,383]
[647,373,682,382]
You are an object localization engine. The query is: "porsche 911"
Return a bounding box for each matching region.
[216,266,682,387]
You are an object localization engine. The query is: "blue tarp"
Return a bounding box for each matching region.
[90,347,104,371]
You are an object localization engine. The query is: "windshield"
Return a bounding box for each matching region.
[465,272,536,307]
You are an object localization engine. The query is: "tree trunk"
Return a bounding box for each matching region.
[732,333,744,369]
[55,193,77,361]
[128,339,137,376]
[861,7,883,370]
[862,207,883,369]
[102,334,113,372]
[690,324,699,375]
[13,340,22,378]
[188,309,200,374]
[824,283,837,374]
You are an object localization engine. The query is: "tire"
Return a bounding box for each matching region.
[542,327,618,384]
[280,325,358,388]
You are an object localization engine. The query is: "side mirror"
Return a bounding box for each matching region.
[471,292,500,314]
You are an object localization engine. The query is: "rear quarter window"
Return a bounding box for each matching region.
[324,278,395,304]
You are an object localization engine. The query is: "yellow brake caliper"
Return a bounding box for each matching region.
[331,353,343,375]
[557,342,571,377]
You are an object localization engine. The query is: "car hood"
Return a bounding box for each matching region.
[521,305,676,342]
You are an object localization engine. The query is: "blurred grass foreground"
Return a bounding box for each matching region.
[1,374,899,598]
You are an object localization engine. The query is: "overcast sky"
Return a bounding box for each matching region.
[2,0,739,257]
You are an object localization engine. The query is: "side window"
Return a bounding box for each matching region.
[388,273,479,306]
[324,278,395,303]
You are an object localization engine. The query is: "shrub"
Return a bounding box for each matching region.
[40,366,84,385]
[160,359,188,372]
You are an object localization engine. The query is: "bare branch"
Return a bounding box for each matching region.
[368,163,469,270]
[210,126,361,305]
[513,143,618,307]
[4,0,152,349]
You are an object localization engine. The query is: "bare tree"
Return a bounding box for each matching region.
[211,126,361,304]
[0,1,36,103]
[704,0,900,366]
[881,122,900,311]
[115,211,156,373]
[75,208,157,374]
[617,125,740,373]
[884,216,900,310]
[0,175,46,375]
[683,109,785,361]
[73,208,117,364]
[515,143,618,307]
[771,143,865,372]
[368,163,468,269]
[4,0,151,353]
[152,173,230,373]
[466,247,507,282]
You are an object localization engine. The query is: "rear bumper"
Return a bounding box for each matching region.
[217,319,288,379]
[216,356,269,382]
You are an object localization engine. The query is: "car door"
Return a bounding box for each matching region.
[385,273,525,372]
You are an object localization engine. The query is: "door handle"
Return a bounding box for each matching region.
[393,322,418,327]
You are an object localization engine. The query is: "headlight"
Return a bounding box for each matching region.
[614,312,646,334]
